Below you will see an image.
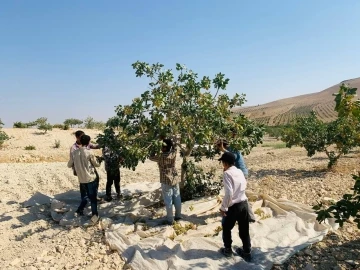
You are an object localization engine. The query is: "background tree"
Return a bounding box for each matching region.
[34,117,52,134]
[83,116,95,129]
[64,118,83,127]
[281,84,360,168]
[0,118,9,147]
[98,62,264,199]
[314,84,360,228]
[13,121,28,128]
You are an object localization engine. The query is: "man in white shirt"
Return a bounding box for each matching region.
[68,135,101,225]
[219,152,252,261]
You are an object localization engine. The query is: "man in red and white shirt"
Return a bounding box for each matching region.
[70,130,99,154]
[218,151,252,262]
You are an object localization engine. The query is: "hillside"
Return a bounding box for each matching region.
[233,77,360,126]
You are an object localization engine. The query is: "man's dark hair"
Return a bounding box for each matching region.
[163,139,173,152]
[75,130,85,138]
[218,151,235,166]
[80,135,91,146]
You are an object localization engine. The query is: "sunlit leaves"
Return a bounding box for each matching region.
[99,61,264,182]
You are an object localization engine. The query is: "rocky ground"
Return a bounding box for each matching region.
[0,129,359,269]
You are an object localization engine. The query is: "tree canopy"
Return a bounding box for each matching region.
[97,62,264,198]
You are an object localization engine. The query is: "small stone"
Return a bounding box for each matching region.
[344,260,356,266]
[297,251,305,256]
[55,245,65,254]
[42,256,54,263]
[304,263,315,270]
[333,252,347,261]
[331,266,341,270]
[304,249,314,257]
[10,258,21,266]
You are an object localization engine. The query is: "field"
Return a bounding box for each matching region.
[233,77,360,126]
[0,129,359,269]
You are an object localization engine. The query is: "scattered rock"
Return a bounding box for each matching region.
[10,258,21,266]
[304,249,314,257]
[304,263,315,270]
[344,260,356,266]
[55,245,65,254]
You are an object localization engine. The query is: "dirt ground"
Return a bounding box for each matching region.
[0,128,359,270]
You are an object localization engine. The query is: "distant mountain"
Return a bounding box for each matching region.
[232,77,360,126]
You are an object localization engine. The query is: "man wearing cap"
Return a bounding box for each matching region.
[218,151,252,261]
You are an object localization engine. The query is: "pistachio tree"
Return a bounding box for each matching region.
[98,62,264,191]
[282,84,360,168]
[314,84,360,228]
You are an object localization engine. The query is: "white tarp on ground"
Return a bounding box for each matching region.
[46,182,338,270]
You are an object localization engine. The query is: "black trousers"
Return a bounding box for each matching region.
[222,200,251,253]
[106,169,120,196]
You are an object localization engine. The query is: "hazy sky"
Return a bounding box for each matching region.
[1,1,360,127]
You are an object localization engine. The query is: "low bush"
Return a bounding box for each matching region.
[13,122,28,128]
[38,123,52,134]
[0,119,9,148]
[25,145,36,150]
[54,140,61,148]
[53,124,64,129]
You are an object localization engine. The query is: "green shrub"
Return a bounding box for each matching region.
[38,123,52,134]
[181,161,222,202]
[54,140,61,148]
[25,145,36,150]
[13,122,28,128]
[53,124,64,129]
[0,119,9,148]
[83,116,95,129]
[64,118,83,127]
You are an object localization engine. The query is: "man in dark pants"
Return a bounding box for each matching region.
[70,130,102,201]
[102,146,122,201]
[219,152,252,262]
[67,135,100,225]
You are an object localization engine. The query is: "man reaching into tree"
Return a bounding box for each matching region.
[149,139,182,225]
[102,145,122,202]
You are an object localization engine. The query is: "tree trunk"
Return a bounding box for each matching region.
[180,147,192,187]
